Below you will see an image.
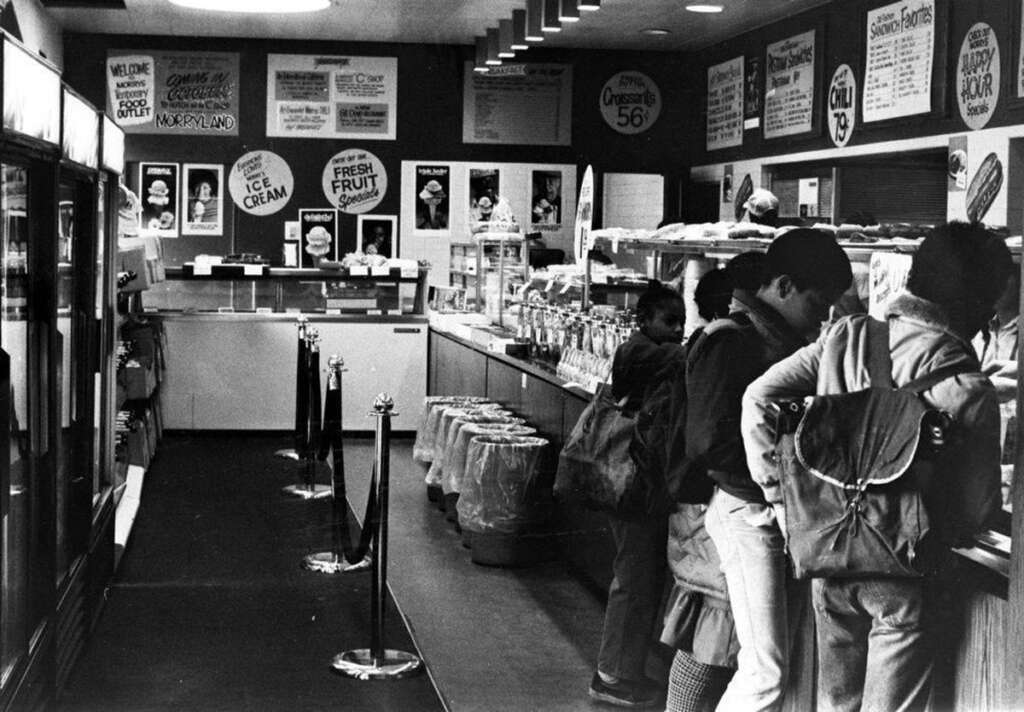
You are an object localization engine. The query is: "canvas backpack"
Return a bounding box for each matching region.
[772,318,971,579]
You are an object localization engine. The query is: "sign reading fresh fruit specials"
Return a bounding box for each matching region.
[229,150,294,216]
[957,22,1000,130]
[600,72,661,135]
[321,149,387,214]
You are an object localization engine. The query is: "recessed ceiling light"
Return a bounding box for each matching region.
[640,28,672,36]
[168,0,329,12]
[685,4,724,12]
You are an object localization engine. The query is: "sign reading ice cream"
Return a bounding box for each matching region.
[321,149,387,214]
[229,150,294,216]
[106,50,239,135]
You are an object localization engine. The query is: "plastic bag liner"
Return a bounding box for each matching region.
[428,413,525,489]
[457,434,549,535]
[422,407,514,486]
[412,398,499,464]
[443,422,536,495]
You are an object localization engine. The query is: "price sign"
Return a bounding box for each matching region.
[599,72,661,135]
[828,64,857,147]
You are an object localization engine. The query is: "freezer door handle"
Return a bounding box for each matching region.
[393,327,422,334]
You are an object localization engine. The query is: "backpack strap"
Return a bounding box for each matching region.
[901,362,973,395]
[866,318,894,388]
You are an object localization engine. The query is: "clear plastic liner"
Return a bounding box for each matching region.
[426,413,524,489]
[457,434,549,535]
[412,396,494,464]
[442,421,536,495]
[422,406,513,486]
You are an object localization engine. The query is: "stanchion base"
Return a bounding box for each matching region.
[301,551,372,574]
[274,448,301,460]
[281,484,332,500]
[330,649,423,680]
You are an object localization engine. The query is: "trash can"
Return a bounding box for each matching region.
[414,397,500,502]
[457,434,550,566]
[427,405,512,509]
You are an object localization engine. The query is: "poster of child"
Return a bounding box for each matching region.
[138,162,179,237]
[530,170,562,227]
[182,164,224,235]
[358,215,397,258]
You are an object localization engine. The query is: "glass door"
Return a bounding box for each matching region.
[1,163,31,684]
[92,175,115,509]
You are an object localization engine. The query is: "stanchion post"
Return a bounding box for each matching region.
[275,316,310,460]
[282,328,331,500]
[331,393,423,680]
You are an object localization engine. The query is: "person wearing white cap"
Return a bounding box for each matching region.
[416,179,448,229]
[742,188,780,227]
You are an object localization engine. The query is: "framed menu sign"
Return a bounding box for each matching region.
[706,57,744,151]
[863,0,935,123]
[763,30,816,139]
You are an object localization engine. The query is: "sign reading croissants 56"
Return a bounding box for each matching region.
[599,72,661,135]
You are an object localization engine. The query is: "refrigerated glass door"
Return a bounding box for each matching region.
[56,181,77,585]
[1,163,31,682]
[93,176,113,506]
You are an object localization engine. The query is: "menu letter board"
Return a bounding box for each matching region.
[462,62,572,146]
[764,30,816,139]
[106,51,240,135]
[706,57,744,150]
[863,0,935,123]
[266,54,398,140]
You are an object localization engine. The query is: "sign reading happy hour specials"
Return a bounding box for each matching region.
[228,150,294,216]
[706,57,744,150]
[763,30,816,139]
[828,64,857,147]
[321,149,387,214]
[106,51,239,135]
[266,54,397,140]
[863,0,934,123]
[599,71,662,135]
[957,23,1000,131]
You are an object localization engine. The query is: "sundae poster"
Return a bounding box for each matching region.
[138,162,179,238]
[106,51,239,135]
[413,165,450,235]
[298,208,339,268]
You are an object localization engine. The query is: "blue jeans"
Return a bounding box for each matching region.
[705,489,803,712]
[813,577,932,712]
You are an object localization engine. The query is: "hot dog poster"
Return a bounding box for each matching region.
[106,51,240,135]
[965,152,1003,224]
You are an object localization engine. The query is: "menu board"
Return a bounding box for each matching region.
[265,54,397,140]
[462,62,572,146]
[863,0,935,123]
[106,51,240,135]
[706,57,744,150]
[764,30,816,139]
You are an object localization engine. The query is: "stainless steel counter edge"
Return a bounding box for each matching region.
[429,325,591,402]
[151,312,429,324]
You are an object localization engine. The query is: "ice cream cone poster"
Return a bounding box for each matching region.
[138,162,179,237]
[298,208,339,267]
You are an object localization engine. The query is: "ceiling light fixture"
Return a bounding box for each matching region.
[559,0,580,23]
[542,0,562,32]
[498,19,515,58]
[640,28,671,35]
[511,9,529,50]
[525,0,545,41]
[577,0,600,10]
[167,0,329,12]
[486,28,502,65]
[685,4,724,12]
[474,36,489,72]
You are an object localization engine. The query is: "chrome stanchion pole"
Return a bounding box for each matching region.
[275,315,309,460]
[283,329,331,500]
[304,356,371,573]
[331,394,423,680]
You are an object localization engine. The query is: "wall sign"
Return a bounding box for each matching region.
[265,54,397,140]
[957,22,1000,131]
[229,150,294,217]
[966,152,1003,224]
[463,62,573,146]
[321,149,387,214]
[863,0,935,123]
[948,135,967,192]
[600,71,661,135]
[573,165,594,263]
[106,51,240,135]
[138,162,179,237]
[827,64,857,147]
[706,58,744,150]
[298,208,339,267]
[764,30,816,139]
[744,56,763,129]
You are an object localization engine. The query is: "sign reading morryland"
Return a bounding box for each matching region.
[106,51,240,135]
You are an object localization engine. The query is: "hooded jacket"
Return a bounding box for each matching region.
[742,293,1001,542]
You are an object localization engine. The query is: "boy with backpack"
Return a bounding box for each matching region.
[693,229,853,712]
[740,222,1010,711]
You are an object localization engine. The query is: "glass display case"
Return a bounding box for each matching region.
[143,265,429,315]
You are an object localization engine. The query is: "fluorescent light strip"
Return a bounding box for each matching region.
[685,4,724,12]
[577,0,599,9]
[526,0,545,40]
[486,28,502,65]
[511,9,529,50]
[168,0,329,12]
[498,19,515,57]
[542,0,562,31]
[559,0,579,22]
